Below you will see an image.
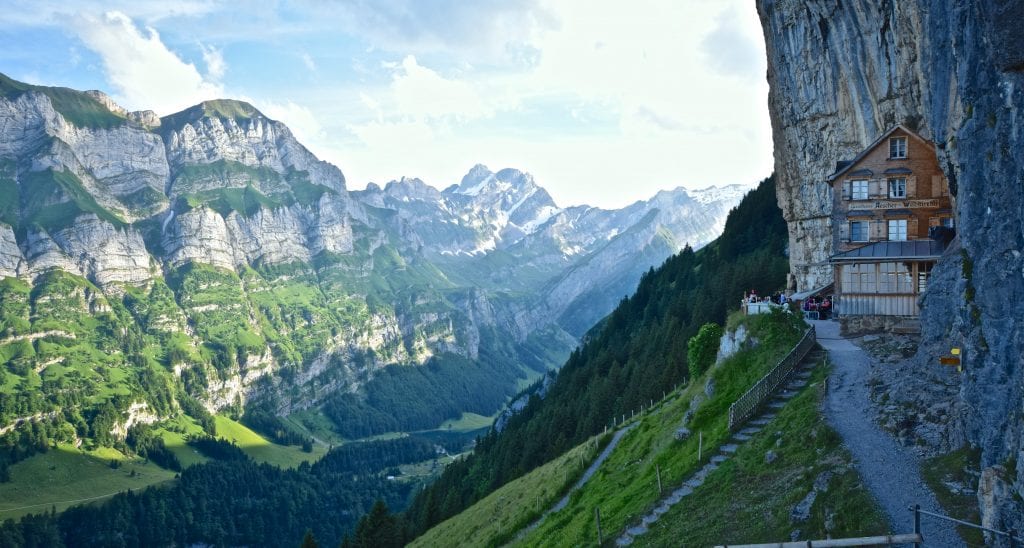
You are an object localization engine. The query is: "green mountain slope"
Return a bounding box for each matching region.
[401,175,788,538]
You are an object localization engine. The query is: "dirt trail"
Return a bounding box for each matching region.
[813,319,963,547]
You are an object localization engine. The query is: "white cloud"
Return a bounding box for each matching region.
[260,100,325,149]
[338,0,773,207]
[391,55,492,122]
[71,11,223,114]
[200,44,226,81]
[327,0,555,63]
[301,52,317,72]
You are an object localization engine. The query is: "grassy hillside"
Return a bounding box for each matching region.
[410,312,887,546]
[0,73,126,129]
[411,433,608,547]
[401,176,789,538]
[0,445,176,521]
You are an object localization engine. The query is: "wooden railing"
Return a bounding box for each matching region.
[727,326,817,431]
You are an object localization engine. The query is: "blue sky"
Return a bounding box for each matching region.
[0,0,772,208]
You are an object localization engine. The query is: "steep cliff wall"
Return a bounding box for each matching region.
[758,0,1024,537]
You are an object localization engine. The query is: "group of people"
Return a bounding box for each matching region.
[743,289,788,305]
[802,296,833,319]
[742,289,834,319]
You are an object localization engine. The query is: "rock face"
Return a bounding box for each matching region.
[0,73,749,444]
[758,0,1024,536]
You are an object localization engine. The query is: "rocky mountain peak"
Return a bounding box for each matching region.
[160,99,265,130]
[84,90,161,128]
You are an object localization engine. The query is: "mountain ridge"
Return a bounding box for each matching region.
[0,72,749,454]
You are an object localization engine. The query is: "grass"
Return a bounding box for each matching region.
[409,312,819,547]
[213,415,326,468]
[435,412,497,433]
[0,445,177,520]
[410,434,608,548]
[155,415,210,468]
[511,313,808,546]
[20,168,126,231]
[921,446,984,546]
[637,360,888,546]
[0,73,126,129]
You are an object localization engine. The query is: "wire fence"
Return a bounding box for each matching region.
[727,326,817,431]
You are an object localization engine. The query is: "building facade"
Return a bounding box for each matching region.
[827,126,954,333]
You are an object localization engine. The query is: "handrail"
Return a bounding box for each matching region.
[727,326,817,431]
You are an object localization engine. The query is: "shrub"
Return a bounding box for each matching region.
[688,322,724,379]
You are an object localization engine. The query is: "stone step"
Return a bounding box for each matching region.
[643,513,660,525]
[778,390,799,399]
[702,462,719,473]
[720,444,739,454]
[616,536,634,546]
[739,426,762,435]
[674,485,694,497]
[767,400,786,409]
[750,416,773,426]
[787,379,809,389]
[653,502,672,515]
[685,476,705,488]
[733,432,752,442]
[627,525,648,536]
[711,455,729,464]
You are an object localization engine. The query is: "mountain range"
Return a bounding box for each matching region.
[0,73,748,442]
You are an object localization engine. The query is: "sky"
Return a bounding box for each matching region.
[0,0,772,209]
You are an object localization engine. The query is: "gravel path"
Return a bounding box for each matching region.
[514,423,637,540]
[813,319,964,547]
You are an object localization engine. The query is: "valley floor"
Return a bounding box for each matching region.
[814,319,964,547]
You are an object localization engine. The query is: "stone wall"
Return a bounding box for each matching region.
[839,315,912,337]
[757,0,1024,538]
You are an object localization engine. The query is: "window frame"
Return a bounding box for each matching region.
[889,136,908,159]
[888,219,908,241]
[851,179,869,200]
[888,177,907,198]
[849,220,869,242]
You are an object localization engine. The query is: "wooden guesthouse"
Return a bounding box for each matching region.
[827,125,954,333]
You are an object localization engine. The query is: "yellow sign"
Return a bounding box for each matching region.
[951,348,961,356]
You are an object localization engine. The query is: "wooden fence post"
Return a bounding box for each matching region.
[656,463,663,494]
[595,507,603,545]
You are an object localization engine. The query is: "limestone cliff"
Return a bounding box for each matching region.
[758,0,1024,536]
[0,73,750,443]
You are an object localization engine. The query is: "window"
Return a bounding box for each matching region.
[878,262,913,293]
[889,136,907,159]
[888,178,907,198]
[941,217,955,228]
[851,179,868,200]
[918,262,933,293]
[850,221,869,242]
[841,263,876,293]
[888,219,908,241]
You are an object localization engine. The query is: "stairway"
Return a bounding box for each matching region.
[615,347,825,546]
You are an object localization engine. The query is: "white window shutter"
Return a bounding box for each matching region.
[908,218,919,238]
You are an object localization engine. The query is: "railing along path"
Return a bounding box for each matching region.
[727,326,817,431]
